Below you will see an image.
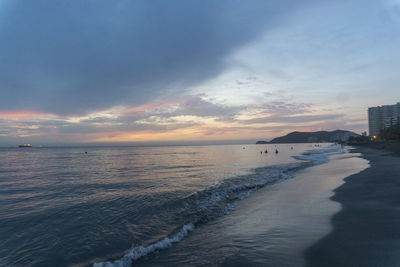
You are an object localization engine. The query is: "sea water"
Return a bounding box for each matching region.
[0,143,342,266]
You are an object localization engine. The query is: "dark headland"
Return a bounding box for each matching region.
[305,142,400,266]
[256,130,358,144]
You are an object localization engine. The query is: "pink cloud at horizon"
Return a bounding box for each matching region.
[0,110,53,119]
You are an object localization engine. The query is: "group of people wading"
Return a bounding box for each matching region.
[260,146,293,155]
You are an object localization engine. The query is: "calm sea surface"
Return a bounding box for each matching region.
[0,143,340,266]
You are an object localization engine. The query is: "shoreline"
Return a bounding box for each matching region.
[131,147,368,266]
[305,146,400,266]
[348,141,400,156]
[94,146,332,267]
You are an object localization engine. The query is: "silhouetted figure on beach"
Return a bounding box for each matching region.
[275,149,279,154]
[265,149,268,154]
[291,147,293,150]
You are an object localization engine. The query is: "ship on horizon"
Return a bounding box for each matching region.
[18,144,32,148]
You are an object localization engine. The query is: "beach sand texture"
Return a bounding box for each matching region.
[306,147,400,267]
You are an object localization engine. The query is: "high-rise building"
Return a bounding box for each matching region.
[368,102,400,137]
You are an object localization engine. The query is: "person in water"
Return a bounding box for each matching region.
[275,149,279,154]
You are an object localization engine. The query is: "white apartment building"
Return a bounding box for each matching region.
[368,102,400,137]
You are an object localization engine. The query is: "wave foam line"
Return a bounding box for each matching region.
[93,223,195,267]
[296,144,344,165]
[94,144,343,267]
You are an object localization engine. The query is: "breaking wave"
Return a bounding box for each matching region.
[94,144,343,267]
[93,223,194,267]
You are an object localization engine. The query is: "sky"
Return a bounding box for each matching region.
[1,0,400,145]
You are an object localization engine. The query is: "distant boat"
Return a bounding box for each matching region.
[18,144,32,148]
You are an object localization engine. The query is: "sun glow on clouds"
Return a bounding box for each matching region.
[0,110,53,119]
[0,91,362,144]
[64,108,120,124]
[0,0,400,143]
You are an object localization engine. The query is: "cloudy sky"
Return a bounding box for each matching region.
[1,0,400,145]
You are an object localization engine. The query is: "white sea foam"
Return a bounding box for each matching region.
[297,144,343,165]
[94,144,344,267]
[93,223,194,267]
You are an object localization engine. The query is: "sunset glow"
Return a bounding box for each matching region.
[0,0,399,145]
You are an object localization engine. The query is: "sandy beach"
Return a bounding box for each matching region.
[305,146,400,266]
[2,1,400,266]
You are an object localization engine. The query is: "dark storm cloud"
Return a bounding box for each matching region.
[0,0,310,115]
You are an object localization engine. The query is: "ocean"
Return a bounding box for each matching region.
[0,143,343,266]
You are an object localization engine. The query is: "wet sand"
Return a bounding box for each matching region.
[134,150,369,266]
[348,141,400,156]
[305,147,400,266]
[217,151,369,266]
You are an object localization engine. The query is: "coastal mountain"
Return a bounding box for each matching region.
[257,130,359,144]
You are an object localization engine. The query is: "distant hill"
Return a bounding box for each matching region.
[257,130,359,144]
